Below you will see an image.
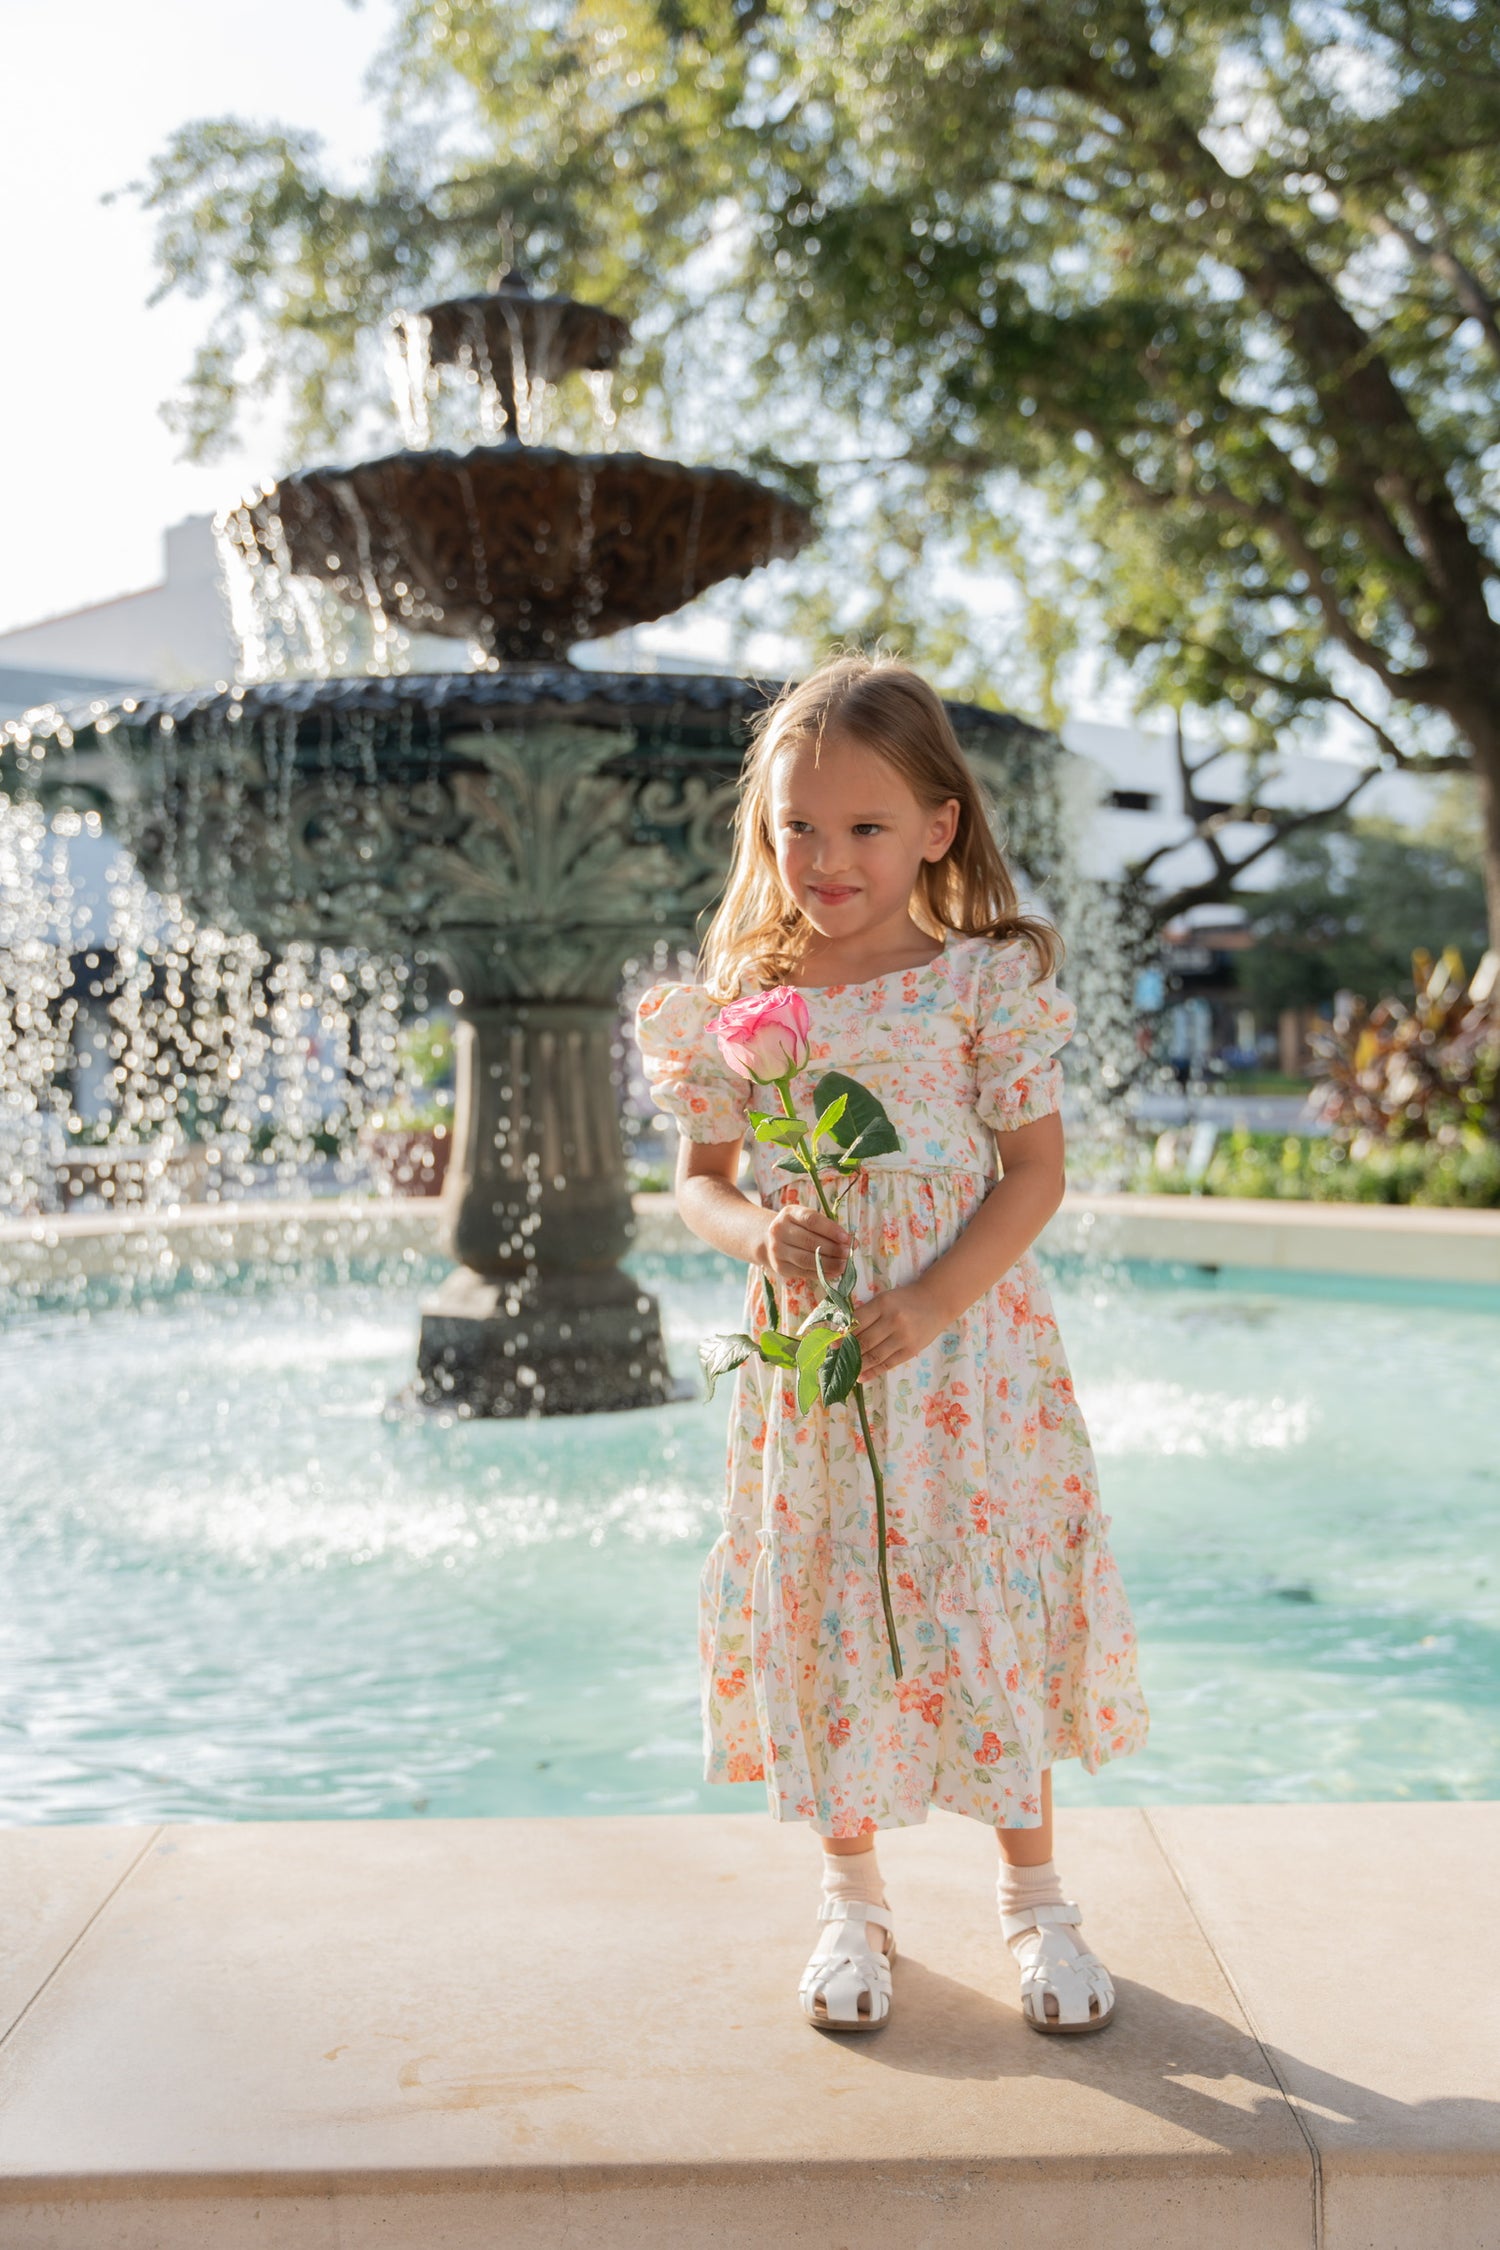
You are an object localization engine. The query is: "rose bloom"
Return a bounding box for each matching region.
[707,986,811,1083]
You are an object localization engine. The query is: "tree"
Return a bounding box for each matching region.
[134,1,1500,943]
[1234,785,1489,1017]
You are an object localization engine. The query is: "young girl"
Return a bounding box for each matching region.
[634,653,1148,2035]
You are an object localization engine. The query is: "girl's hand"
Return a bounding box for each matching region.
[758,1201,851,1285]
[852,1280,950,1375]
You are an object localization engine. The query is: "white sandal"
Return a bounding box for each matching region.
[799,1897,897,2031]
[1001,1901,1115,2034]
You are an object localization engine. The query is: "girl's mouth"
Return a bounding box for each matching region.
[809,884,859,904]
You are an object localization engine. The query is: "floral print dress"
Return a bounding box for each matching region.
[634,936,1148,1838]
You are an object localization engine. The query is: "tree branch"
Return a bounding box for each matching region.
[1134,756,1382,926]
[1095,435,1422,700]
[1381,179,1500,375]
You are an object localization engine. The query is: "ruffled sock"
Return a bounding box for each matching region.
[821,1846,890,1954]
[996,1857,1087,1959]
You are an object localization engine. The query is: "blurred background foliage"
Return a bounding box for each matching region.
[1235,780,1488,1017]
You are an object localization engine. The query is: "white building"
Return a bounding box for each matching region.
[0,517,237,700]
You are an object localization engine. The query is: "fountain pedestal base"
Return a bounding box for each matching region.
[416,1265,672,1417]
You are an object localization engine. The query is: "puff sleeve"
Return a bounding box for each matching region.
[633,983,752,1143]
[972,939,1075,1132]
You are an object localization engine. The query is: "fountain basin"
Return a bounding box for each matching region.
[227,449,814,657]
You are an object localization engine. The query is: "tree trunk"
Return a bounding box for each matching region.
[1451,707,1500,958]
[1477,749,1500,960]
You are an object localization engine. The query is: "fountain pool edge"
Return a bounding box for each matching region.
[3,1189,1498,1296]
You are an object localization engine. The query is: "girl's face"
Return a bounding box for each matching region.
[768,732,959,942]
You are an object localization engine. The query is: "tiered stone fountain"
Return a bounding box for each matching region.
[3,276,1060,1415]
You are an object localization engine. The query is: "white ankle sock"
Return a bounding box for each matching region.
[997,1857,1068,1917]
[821,1847,887,1911]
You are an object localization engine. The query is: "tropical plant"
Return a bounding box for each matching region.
[1309,950,1500,1146]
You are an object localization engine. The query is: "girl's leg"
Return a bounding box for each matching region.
[995,1770,1113,2031]
[799,1831,895,2030]
[996,1769,1053,1867]
[817,1833,890,1956]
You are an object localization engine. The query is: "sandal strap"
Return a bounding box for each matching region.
[1016,1924,1114,2027]
[800,1922,894,2026]
[817,1896,894,1931]
[999,1900,1082,1942]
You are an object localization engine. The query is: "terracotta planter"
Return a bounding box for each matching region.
[362,1125,452,1199]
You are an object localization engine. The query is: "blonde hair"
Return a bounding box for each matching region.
[700,651,1060,999]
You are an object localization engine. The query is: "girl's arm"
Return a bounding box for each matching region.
[852,1111,1066,1374]
[676,1135,852,1285]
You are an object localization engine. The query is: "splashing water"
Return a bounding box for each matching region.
[0,790,410,1219]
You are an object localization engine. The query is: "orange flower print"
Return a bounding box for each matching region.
[974,1732,1005,1765]
[827,1716,852,1748]
[896,1679,944,1727]
[726,1752,765,1782]
[714,1667,747,1701]
[924,1384,973,1439]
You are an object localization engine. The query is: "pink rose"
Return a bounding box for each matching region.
[707,986,811,1083]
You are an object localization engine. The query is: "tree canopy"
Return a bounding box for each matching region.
[135,0,1500,942]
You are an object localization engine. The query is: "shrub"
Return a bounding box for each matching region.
[1143,1128,1500,1208]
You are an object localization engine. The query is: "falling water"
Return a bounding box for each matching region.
[0,777,413,1220]
[387,310,435,451]
[216,500,359,683]
[583,369,618,441]
[497,293,564,445]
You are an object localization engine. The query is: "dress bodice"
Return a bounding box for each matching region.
[635,935,1074,1192]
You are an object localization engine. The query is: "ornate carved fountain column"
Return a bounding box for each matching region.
[417,1000,667,1413]
[411,724,687,1415]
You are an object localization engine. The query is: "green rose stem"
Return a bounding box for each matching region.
[774,1077,904,1680]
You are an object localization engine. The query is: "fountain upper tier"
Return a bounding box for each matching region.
[392,278,632,444]
[222,274,815,666]
[223,448,813,662]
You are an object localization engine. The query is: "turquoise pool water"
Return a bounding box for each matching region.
[2,1250,1496,1824]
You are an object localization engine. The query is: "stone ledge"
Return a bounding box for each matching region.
[4,1187,1499,1292]
[1,1806,1496,2248]
[1048,1189,1500,1288]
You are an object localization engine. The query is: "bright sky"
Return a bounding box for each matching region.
[0,0,393,636]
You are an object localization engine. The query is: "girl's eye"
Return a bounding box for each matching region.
[853,823,884,836]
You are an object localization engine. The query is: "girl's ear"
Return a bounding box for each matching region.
[922,797,961,862]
